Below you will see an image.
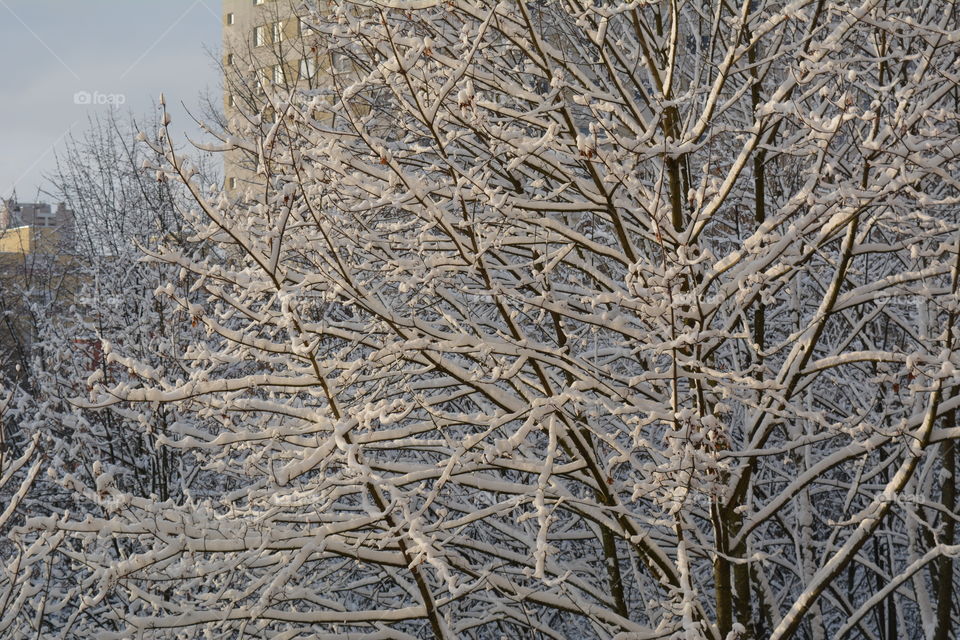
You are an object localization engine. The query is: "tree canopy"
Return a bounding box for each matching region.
[4,1,960,639]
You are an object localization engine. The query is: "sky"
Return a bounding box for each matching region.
[0,0,222,202]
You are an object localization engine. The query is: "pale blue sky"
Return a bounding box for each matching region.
[0,1,222,201]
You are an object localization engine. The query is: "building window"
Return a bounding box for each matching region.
[254,0,264,4]
[254,25,267,47]
[228,94,236,107]
[226,13,234,25]
[272,21,284,43]
[227,177,237,190]
[226,53,234,66]
[331,51,351,74]
[299,57,316,80]
[273,64,284,84]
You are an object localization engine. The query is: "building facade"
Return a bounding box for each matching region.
[222,0,321,193]
[0,199,74,255]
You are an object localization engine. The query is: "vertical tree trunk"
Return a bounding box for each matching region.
[934,407,957,640]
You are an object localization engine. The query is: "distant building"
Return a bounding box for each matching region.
[0,199,79,377]
[223,0,297,193]
[222,0,346,193]
[0,199,75,255]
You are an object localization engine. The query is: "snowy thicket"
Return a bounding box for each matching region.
[0,114,215,638]
[38,114,207,502]
[6,1,960,638]
[0,388,42,632]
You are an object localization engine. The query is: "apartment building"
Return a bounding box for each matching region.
[222,0,331,193]
[0,199,80,378]
[0,199,74,254]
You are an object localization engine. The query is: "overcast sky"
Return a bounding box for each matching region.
[0,0,221,202]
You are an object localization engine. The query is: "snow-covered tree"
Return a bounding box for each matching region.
[0,113,215,637]
[0,386,43,636]
[34,113,206,501]
[10,1,960,638]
